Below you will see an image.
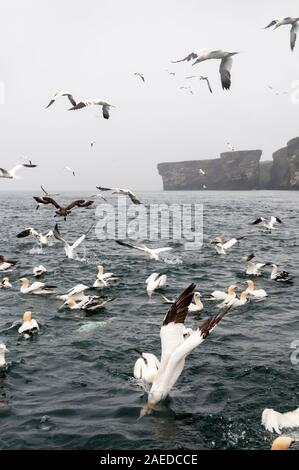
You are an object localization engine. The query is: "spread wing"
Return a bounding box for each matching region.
[127,191,141,204]
[66,94,77,107]
[68,101,87,111]
[291,23,298,51]
[53,224,68,247]
[219,56,233,90]
[17,228,33,238]
[71,234,86,250]
[264,20,278,29]
[251,217,263,225]
[222,238,240,250]
[102,104,110,119]
[172,52,198,63]
[43,197,61,209]
[115,240,146,252]
[65,199,86,210]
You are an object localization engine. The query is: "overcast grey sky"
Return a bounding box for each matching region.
[0,0,299,191]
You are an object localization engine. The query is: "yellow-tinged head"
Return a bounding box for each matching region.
[23,311,32,322]
[271,436,295,450]
[2,277,10,283]
[211,236,222,244]
[97,265,104,274]
[65,299,76,307]
[20,278,30,287]
[227,285,237,295]
[240,291,249,301]
[246,280,255,289]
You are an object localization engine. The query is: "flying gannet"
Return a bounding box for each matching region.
[0,277,12,288]
[269,264,292,282]
[262,407,299,434]
[134,72,145,82]
[17,227,54,246]
[265,17,299,51]
[0,344,8,367]
[93,265,119,288]
[242,254,271,276]
[33,265,47,277]
[251,216,282,232]
[139,283,232,416]
[0,163,37,179]
[96,186,142,205]
[20,278,56,295]
[0,256,17,272]
[211,236,244,255]
[53,223,93,259]
[245,280,267,298]
[116,240,173,261]
[271,436,295,451]
[162,292,204,312]
[146,273,167,297]
[63,166,76,177]
[172,49,239,90]
[46,91,77,108]
[33,196,94,220]
[18,311,40,337]
[68,99,114,119]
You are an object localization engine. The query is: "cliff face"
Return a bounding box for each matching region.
[157,136,299,190]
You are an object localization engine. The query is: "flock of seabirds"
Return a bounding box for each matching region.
[1,15,299,451]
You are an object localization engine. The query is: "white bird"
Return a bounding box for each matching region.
[18,311,39,337]
[68,99,114,119]
[0,164,36,179]
[271,436,295,451]
[270,264,291,282]
[199,168,206,175]
[17,227,54,246]
[0,255,17,272]
[172,49,239,90]
[134,72,145,83]
[140,284,232,417]
[0,344,8,367]
[211,236,244,255]
[209,284,238,302]
[262,407,299,434]
[96,186,142,205]
[93,265,119,288]
[60,296,112,312]
[46,91,77,108]
[90,141,96,148]
[265,17,299,51]
[242,254,270,276]
[56,284,90,302]
[63,166,76,177]
[33,265,47,277]
[251,216,282,232]
[199,76,213,93]
[227,290,249,309]
[116,240,173,261]
[0,277,12,288]
[146,273,167,296]
[226,142,235,151]
[53,223,92,259]
[20,278,56,295]
[245,280,267,298]
[162,292,204,312]
[134,350,160,384]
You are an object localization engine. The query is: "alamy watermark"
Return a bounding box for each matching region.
[94,197,203,249]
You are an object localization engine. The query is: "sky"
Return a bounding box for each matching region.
[0,0,299,191]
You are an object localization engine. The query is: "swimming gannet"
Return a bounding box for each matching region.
[0,255,17,272]
[162,292,204,312]
[146,273,167,297]
[227,290,249,308]
[18,311,40,337]
[20,278,56,295]
[134,349,160,384]
[61,296,112,312]
[116,240,173,261]
[93,265,119,288]
[0,344,8,367]
[262,407,299,434]
[33,265,47,277]
[0,277,12,288]
[211,236,243,255]
[271,436,295,450]
[17,227,54,246]
[96,186,142,205]
[265,17,299,51]
[68,99,115,119]
[251,216,282,232]
[0,163,37,179]
[46,91,77,108]
[270,264,292,282]
[139,284,232,417]
[245,280,267,298]
[210,284,238,302]
[242,254,270,276]
[53,223,93,259]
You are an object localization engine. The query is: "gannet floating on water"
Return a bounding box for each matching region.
[209,284,238,302]
[265,17,299,51]
[251,216,282,232]
[262,407,299,434]
[53,223,92,259]
[56,284,90,301]
[270,264,292,282]
[18,311,39,338]
[199,76,213,93]
[33,196,94,219]
[242,254,270,276]
[0,256,17,272]
[0,344,8,367]
[20,278,56,295]
[162,292,203,312]
[68,99,114,119]
[46,91,77,108]
[60,296,112,312]
[146,273,167,297]
[134,72,145,83]
[17,227,54,246]
[134,349,160,384]
[271,436,295,450]
[93,265,119,288]
[226,290,249,309]
[0,163,36,179]
[116,240,173,261]
[0,277,12,288]
[96,186,142,205]
[33,265,47,277]
[139,283,232,417]
[172,49,239,90]
[245,280,267,298]
[211,236,244,255]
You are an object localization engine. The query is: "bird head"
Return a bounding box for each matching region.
[271,436,295,450]
[65,299,76,308]
[139,400,156,418]
[240,291,249,301]
[227,285,237,295]
[246,280,254,289]
[20,278,29,288]
[2,277,10,284]
[0,344,8,353]
[211,236,222,244]
[23,311,32,323]
[97,265,104,274]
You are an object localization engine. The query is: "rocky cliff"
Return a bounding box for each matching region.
[157,137,299,190]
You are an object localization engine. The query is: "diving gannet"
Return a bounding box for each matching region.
[242,254,270,276]
[140,284,232,416]
[93,265,119,288]
[271,436,295,451]
[134,349,160,384]
[53,223,93,259]
[162,292,203,312]
[245,280,267,298]
[0,163,36,179]
[17,227,54,246]
[18,311,39,337]
[211,236,244,255]
[116,240,173,261]
[33,265,47,277]
[0,277,12,288]
[0,256,17,272]
[172,49,239,90]
[33,197,94,220]
[20,278,56,295]
[46,91,77,108]
[96,186,142,205]
[0,344,8,367]
[265,17,299,51]
[68,99,114,119]
[134,72,145,82]
[251,216,282,232]
[270,264,292,282]
[146,273,167,297]
[262,407,299,434]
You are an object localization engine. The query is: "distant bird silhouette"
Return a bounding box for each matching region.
[134,72,145,82]
[68,99,114,119]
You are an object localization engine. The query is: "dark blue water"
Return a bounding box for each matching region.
[0,190,298,450]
